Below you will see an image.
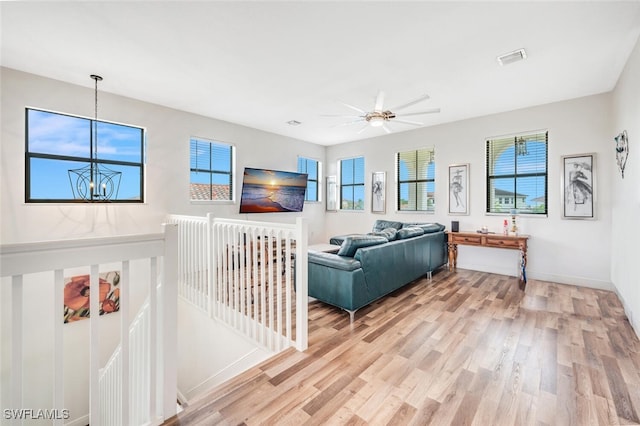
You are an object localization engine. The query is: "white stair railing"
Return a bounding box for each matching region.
[99,299,151,426]
[0,224,178,426]
[167,214,308,352]
[167,214,210,313]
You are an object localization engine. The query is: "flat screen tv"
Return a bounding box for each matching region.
[239,167,308,213]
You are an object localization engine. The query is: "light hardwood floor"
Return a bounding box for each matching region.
[164,269,640,425]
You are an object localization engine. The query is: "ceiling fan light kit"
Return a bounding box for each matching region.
[329,91,440,134]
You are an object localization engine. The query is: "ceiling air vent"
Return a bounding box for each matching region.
[497,48,527,66]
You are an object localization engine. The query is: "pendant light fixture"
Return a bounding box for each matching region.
[68,74,121,201]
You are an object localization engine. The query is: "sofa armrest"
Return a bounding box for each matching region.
[308,251,362,271]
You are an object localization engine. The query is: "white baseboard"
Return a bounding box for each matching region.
[526,270,613,291]
[613,286,640,340]
[456,262,613,291]
[181,346,272,404]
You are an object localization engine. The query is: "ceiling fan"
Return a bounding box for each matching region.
[324,91,440,134]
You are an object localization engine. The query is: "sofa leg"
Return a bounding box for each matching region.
[346,309,356,323]
[426,271,432,280]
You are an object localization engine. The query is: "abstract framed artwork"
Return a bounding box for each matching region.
[448,163,469,215]
[63,270,120,323]
[371,171,386,213]
[614,130,629,178]
[561,153,596,220]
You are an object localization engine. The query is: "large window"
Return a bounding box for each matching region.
[396,148,435,212]
[340,156,365,210]
[486,131,548,214]
[190,138,234,201]
[26,108,144,203]
[297,156,320,202]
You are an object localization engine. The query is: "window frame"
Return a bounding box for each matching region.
[189,137,235,203]
[297,156,321,202]
[485,131,548,215]
[339,156,365,211]
[395,147,436,212]
[25,107,145,203]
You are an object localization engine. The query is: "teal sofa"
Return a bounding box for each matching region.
[308,221,447,322]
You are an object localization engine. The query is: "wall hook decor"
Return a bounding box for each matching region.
[614,130,629,178]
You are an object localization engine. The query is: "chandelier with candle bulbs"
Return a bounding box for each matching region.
[68,74,121,201]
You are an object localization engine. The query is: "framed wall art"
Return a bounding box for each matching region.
[64,270,120,323]
[614,130,629,178]
[371,171,386,213]
[448,164,469,215]
[561,153,596,220]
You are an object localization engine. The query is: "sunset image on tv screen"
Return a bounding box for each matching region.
[239,168,308,213]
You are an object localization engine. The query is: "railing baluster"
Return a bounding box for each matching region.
[120,261,130,425]
[53,269,64,426]
[149,256,157,423]
[89,264,100,426]
[11,275,23,421]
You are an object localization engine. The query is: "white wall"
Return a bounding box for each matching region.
[176,299,273,403]
[0,68,326,245]
[325,93,614,290]
[611,35,640,334]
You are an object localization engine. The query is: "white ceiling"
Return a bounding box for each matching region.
[2,1,640,146]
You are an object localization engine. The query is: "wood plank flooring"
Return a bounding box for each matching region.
[163,269,640,425]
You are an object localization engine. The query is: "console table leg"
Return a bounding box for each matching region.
[448,243,458,272]
[519,244,528,290]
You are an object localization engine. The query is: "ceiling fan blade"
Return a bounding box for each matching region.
[396,108,441,117]
[357,123,370,134]
[390,94,431,112]
[331,119,366,128]
[340,102,368,114]
[374,91,385,112]
[393,119,423,126]
[321,114,364,118]
[382,123,392,134]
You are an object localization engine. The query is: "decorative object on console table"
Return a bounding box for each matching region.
[561,153,596,220]
[448,163,469,215]
[451,220,459,232]
[614,130,628,179]
[371,171,386,213]
[447,231,529,290]
[509,209,518,235]
[326,176,337,211]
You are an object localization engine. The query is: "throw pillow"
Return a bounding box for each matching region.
[337,235,388,257]
[368,227,397,241]
[402,223,445,233]
[396,226,425,239]
[372,220,403,232]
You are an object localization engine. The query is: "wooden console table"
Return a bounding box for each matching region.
[447,231,529,290]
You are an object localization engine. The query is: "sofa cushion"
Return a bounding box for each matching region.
[401,222,446,234]
[368,227,398,241]
[329,233,361,246]
[337,235,388,257]
[396,226,425,239]
[372,220,403,232]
